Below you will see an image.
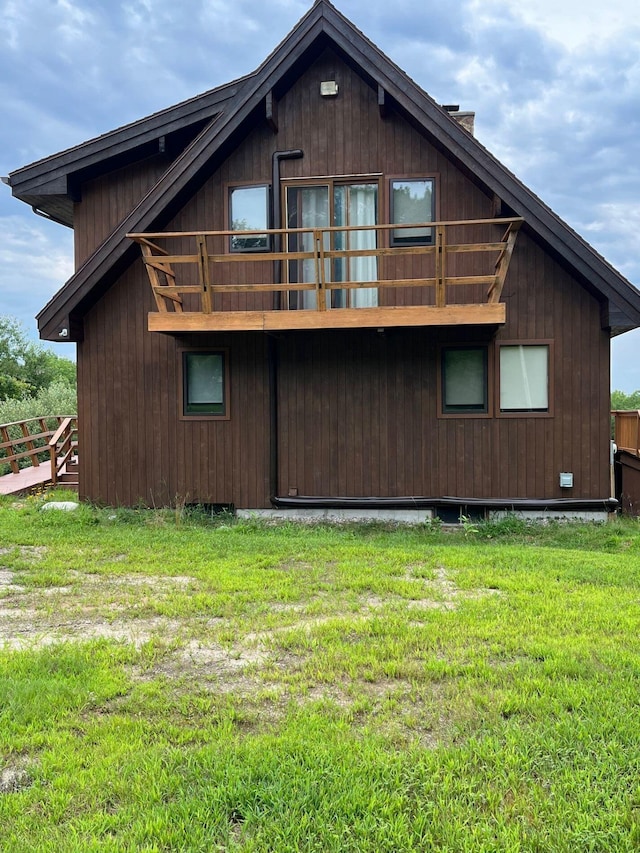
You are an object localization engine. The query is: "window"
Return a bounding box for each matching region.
[390,178,434,246]
[441,347,488,414]
[499,345,549,412]
[182,351,228,418]
[229,185,269,252]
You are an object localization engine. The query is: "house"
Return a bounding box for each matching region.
[7,0,640,520]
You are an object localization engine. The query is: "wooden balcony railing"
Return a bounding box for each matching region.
[128,217,523,333]
[613,410,640,457]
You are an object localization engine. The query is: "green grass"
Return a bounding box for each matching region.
[0,497,639,851]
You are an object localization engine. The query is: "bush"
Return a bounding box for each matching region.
[0,381,76,425]
[0,382,77,475]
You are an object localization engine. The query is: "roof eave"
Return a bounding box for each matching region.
[8,74,253,205]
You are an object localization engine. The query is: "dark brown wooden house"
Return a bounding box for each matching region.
[8,1,640,519]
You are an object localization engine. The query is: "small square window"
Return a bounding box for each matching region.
[390,179,434,246]
[499,345,549,412]
[183,352,226,417]
[442,347,488,414]
[229,185,270,252]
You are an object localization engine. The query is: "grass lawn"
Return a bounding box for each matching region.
[0,496,639,852]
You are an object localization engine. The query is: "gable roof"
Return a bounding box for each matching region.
[9,0,640,340]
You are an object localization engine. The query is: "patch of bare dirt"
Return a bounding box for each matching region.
[2,617,187,651]
[0,562,497,653]
[0,758,34,794]
[0,545,47,563]
[0,561,498,746]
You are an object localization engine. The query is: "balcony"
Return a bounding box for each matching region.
[127,217,523,333]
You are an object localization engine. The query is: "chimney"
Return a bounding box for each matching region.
[442,104,475,136]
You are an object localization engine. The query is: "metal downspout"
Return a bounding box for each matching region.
[269,149,304,501]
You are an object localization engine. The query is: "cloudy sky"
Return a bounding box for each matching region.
[1,0,639,390]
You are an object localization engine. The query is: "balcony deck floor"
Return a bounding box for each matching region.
[148,303,506,333]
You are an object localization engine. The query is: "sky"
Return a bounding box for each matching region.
[0,0,639,391]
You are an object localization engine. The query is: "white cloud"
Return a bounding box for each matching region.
[471,0,638,50]
[0,217,73,327]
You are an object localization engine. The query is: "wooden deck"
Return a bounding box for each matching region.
[0,464,53,496]
[0,416,78,496]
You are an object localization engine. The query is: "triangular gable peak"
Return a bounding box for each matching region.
[22,0,640,339]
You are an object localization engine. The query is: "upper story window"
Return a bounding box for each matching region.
[390,178,435,246]
[229,185,270,252]
[441,346,488,415]
[499,344,549,413]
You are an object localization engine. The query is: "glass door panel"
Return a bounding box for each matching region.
[335,183,378,308]
[286,185,330,310]
[285,180,378,309]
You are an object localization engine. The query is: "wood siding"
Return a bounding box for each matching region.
[78,265,271,507]
[275,231,610,500]
[74,156,169,267]
[75,47,611,506]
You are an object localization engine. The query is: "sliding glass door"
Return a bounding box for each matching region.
[285,181,378,309]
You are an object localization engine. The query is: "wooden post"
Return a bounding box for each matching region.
[435,225,446,308]
[20,421,39,468]
[315,230,327,311]
[196,234,213,314]
[0,426,20,474]
[1,426,19,474]
[490,220,521,303]
[141,243,169,312]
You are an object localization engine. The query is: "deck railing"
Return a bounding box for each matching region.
[613,410,640,457]
[49,417,78,485]
[0,416,73,476]
[128,217,522,320]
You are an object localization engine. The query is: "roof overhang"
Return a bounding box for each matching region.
[7,76,251,228]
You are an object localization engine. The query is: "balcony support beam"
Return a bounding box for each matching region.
[149,303,506,333]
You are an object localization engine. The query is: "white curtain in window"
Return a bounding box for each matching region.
[300,187,330,310]
[500,345,548,410]
[348,185,378,308]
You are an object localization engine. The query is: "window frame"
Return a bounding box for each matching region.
[226,183,271,254]
[387,175,438,248]
[178,347,230,421]
[495,340,554,418]
[437,344,492,419]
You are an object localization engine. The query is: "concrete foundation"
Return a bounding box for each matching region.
[237,507,435,524]
[488,509,609,523]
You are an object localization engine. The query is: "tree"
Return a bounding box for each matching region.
[611,389,640,411]
[0,316,76,401]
